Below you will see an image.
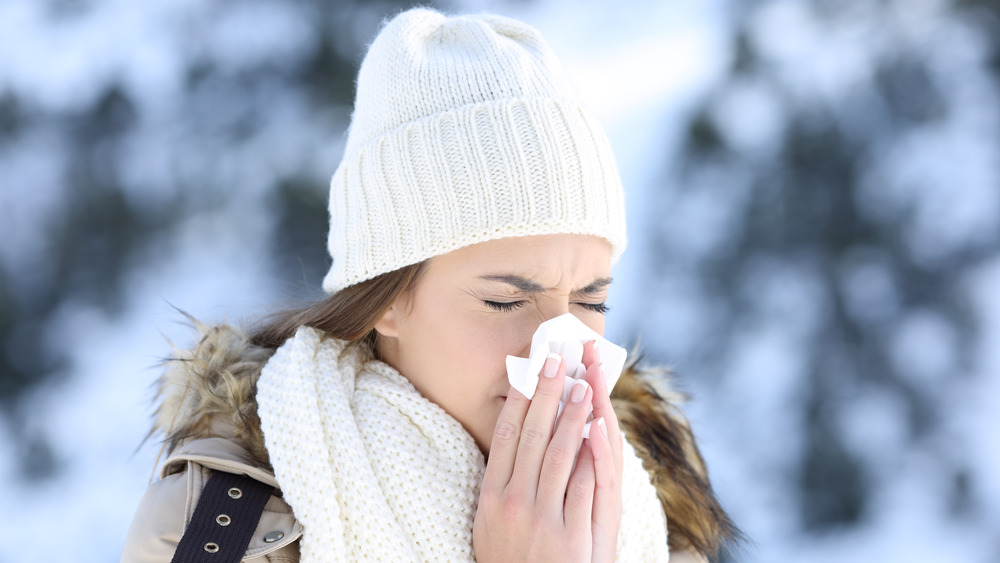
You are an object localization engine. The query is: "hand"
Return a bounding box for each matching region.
[473,341,623,562]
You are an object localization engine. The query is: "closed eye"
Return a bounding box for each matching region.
[484,300,608,314]
[484,300,526,312]
[578,302,609,314]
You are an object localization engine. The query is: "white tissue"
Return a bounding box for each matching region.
[505,313,628,438]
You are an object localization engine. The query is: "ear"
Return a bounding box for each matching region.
[373,302,400,338]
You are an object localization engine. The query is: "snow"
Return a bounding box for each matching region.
[1,0,998,561]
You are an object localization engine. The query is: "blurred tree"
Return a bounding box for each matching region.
[652,0,1000,542]
[0,0,459,480]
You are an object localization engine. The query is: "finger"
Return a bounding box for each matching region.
[537,378,592,511]
[509,353,566,499]
[588,417,622,560]
[564,437,596,531]
[584,359,624,477]
[482,387,531,493]
[583,340,619,446]
[582,339,599,369]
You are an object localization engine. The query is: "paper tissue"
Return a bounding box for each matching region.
[505,313,627,438]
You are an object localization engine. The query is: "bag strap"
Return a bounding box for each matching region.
[170,471,274,563]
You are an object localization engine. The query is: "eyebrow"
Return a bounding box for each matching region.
[479,274,613,294]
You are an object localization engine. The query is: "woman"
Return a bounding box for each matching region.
[122,7,738,562]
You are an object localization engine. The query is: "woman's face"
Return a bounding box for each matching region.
[375,234,613,454]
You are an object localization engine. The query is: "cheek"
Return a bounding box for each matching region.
[447,314,528,379]
[484,313,547,362]
[405,297,516,387]
[587,315,606,337]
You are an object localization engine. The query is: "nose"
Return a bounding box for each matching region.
[536,297,571,321]
[512,302,575,359]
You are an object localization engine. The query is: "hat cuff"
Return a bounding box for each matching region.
[322,97,627,294]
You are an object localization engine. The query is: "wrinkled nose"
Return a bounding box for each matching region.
[514,306,574,358]
[544,300,572,319]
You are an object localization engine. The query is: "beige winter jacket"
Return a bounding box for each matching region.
[123,432,301,561]
[121,322,736,562]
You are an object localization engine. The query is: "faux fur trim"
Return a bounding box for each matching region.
[613,357,741,556]
[151,319,739,558]
[153,318,275,470]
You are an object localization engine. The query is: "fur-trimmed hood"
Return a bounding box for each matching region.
[151,320,739,558]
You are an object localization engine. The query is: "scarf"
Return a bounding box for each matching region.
[257,326,670,561]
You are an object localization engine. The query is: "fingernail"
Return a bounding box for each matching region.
[570,379,588,403]
[597,417,608,438]
[544,353,561,378]
[592,340,600,356]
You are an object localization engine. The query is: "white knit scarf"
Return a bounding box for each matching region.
[257,326,670,561]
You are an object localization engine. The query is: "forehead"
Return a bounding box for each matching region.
[426,234,612,282]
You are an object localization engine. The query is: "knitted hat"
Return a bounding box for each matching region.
[322,7,627,293]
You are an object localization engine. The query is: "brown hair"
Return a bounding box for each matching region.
[250,262,426,353]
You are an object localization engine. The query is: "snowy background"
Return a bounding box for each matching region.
[1,0,998,561]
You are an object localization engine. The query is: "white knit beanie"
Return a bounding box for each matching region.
[322,7,627,293]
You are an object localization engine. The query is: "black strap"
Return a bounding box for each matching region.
[170,471,274,563]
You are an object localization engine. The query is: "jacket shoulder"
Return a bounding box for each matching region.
[122,464,189,562]
[122,454,302,562]
[121,460,303,563]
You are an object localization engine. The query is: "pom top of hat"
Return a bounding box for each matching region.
[345,8,581,156]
